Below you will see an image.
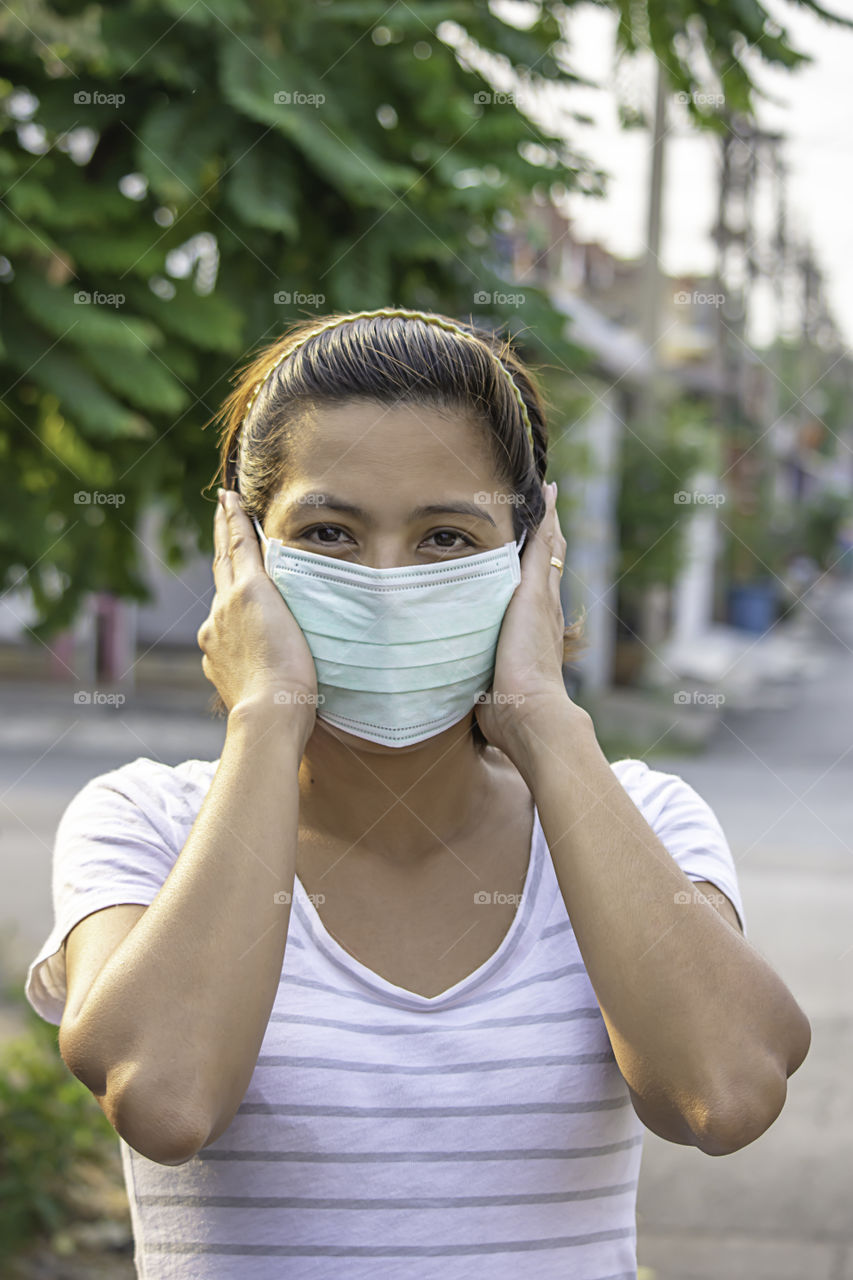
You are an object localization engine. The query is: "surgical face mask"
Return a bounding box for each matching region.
[252,516,526,747]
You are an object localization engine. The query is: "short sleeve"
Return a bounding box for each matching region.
[24,756,210,1026]
[610,758,747,937]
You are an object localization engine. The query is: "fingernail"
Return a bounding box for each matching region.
[217,488,226,505]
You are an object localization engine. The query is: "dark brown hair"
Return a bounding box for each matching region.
[204,308,587,748]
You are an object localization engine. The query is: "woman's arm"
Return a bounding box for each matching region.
[60,700,306,1165]
[505,701,811,1158]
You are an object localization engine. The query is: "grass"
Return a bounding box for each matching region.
[0,969,133,1274]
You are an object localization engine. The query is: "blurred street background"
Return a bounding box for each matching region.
[2,564,852,1279]
[2,0,852,1276]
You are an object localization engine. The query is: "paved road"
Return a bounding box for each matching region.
[0,673,227,996]
[0,583,851,1279]
[634,577,853,1280]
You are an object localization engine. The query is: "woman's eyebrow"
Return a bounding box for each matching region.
[289,493,497,528]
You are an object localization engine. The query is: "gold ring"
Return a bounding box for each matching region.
[549,556,564,575]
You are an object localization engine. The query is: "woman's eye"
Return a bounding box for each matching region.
[300,525,351,545]
[425,529,475,551]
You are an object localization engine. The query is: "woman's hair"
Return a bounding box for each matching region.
[204,307,588,748]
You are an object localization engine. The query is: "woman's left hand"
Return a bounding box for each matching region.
[474,480,575,758]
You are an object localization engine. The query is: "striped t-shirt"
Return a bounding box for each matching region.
[25,753,746,1280]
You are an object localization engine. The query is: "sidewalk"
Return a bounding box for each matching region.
[633,574,853,1280]
[577,576,837,758]
[0,647,227,1032]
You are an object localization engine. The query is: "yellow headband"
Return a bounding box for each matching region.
[239,306,536,459]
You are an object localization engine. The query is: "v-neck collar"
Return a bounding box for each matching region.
[290,804,554,1012]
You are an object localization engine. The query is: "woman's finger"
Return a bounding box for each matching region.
[212,495,234,594]
[528,483,559,577]
[221,489,265,586]
[541,484,566,611]
[550,505,565,601]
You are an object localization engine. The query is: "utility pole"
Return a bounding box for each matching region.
[636,60,668,428]
[634,61,671,651]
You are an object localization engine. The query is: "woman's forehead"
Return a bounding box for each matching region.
[288,400,492,456]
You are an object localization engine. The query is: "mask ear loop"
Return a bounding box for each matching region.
[516,527,528,553]
[251,516,270,568]
[249,508,271,576]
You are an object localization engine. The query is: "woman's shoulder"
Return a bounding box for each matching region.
[87,753,219,792]
[607,755,705,822]
[607,755,658,791]
[65,754,220,829]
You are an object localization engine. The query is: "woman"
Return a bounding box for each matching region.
[25,307,810,1279]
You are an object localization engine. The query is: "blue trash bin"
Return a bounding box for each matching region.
[727,581,777,633]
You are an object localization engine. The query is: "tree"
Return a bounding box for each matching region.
[1,0,850,637]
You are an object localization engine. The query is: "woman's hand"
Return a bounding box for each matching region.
[196,489,319,741]
[474,480,579,759]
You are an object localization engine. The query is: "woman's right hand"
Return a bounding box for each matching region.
[196,489,319,743]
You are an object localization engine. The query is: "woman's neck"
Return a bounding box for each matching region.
[296,712,500,865]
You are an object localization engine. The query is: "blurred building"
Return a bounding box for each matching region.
[511,195,850,672]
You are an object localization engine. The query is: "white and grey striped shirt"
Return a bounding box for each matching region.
[26,754,746,1279]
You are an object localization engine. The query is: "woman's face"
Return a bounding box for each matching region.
[263,399,520,567]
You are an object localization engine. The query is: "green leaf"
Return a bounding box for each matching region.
[224,142,300,238]
[97,11,200,86]
[325,230,393,310]
[11,267,163,351]
[0,209,62,257]
[160,0,256,25]
[4,180,58,223]
[124,279,245,353]
[36,182,139,231]
[60,227,173,277]
[308,1,479,23]
[4,324,151,441]
[218,37,420,206]
[81,345,191,416]
[136,99,233,203]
